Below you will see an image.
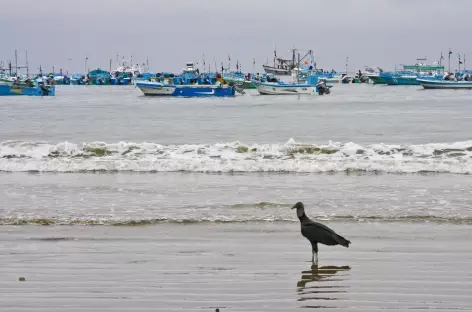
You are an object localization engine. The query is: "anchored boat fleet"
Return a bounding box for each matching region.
[1,48,471,97]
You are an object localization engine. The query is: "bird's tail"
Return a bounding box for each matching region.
[335,234,351,248]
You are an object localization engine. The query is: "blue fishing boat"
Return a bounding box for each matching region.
[417,71,472,89]
[134,72,155,83]
[136,62,236,97]
[381,70,421,85]
[381,61,444,85]
[110,71,132,85]
[136,76,235,97]
[88,69,111,85]
[52,74,70,85]
[223,71,257,89]
[0,80,55,96]
[70,73,89,85]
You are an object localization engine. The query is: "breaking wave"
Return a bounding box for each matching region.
[1,139,472,174]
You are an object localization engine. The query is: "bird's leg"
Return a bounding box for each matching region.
[312,242,318,266]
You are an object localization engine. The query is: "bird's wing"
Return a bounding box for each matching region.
[302,220,350,247]
[303,219,336,235]
[303,220,336,234]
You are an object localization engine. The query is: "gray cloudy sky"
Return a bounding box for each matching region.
[1,0,470,74]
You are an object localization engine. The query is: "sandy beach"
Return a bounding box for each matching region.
[1,222,471,311]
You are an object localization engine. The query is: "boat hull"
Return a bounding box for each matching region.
[384,76,420,86]
[367,75,387,85]
[255,83,317,95]
[110,78,132,85]
[224,77,256,89]
[136,81,235,97]
[0,84,56,96]
[417,79,472,89]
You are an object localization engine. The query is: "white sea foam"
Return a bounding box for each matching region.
[1,139,471,174]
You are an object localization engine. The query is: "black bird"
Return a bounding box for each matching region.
[292,202,351,264]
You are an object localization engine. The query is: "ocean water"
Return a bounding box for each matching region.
[1,84,471,311]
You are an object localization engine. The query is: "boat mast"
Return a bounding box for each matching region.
[458,53,461,72]
[345,56,348,75]
[15,49,18,76]
[297,52,300,82]
[26,50,29,77]
[290,48,296,68]
[273,45,276,67]
[202,54,205,73]
[448,48,452,72]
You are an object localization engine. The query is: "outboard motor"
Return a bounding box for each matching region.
[316,80,331,95]
[39,83,50,96]
[233,84,246,95]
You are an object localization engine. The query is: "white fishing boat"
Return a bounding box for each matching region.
[255,81,317,95]
[262,47,296,76]
[253,74,331,96]
[135,81,175,95]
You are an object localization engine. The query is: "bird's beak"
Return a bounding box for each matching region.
[291,205,296,209]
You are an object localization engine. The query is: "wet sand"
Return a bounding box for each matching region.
[1,222,471,311]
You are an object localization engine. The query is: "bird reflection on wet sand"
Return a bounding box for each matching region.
[297,264,351,309]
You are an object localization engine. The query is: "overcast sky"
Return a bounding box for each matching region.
[1,0,470,74]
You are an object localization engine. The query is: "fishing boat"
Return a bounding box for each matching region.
[352,69,371,83]
[363,67,386,84]
[223,71,256,89]
[110,71,132,85]
[134,72,156,83]
[0,73,14,86]
[136,80,235,97]
[417,71,472,89]
[110,61,142,85]
[70,73,89,85]
[0,79,55,96]
[88,69,111,85]
[382,60,444,86]
[51,74,71,85]
[381,70,421,85]
[263,47,297,76]
[136,62,236,97]
[253,72,331,95]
